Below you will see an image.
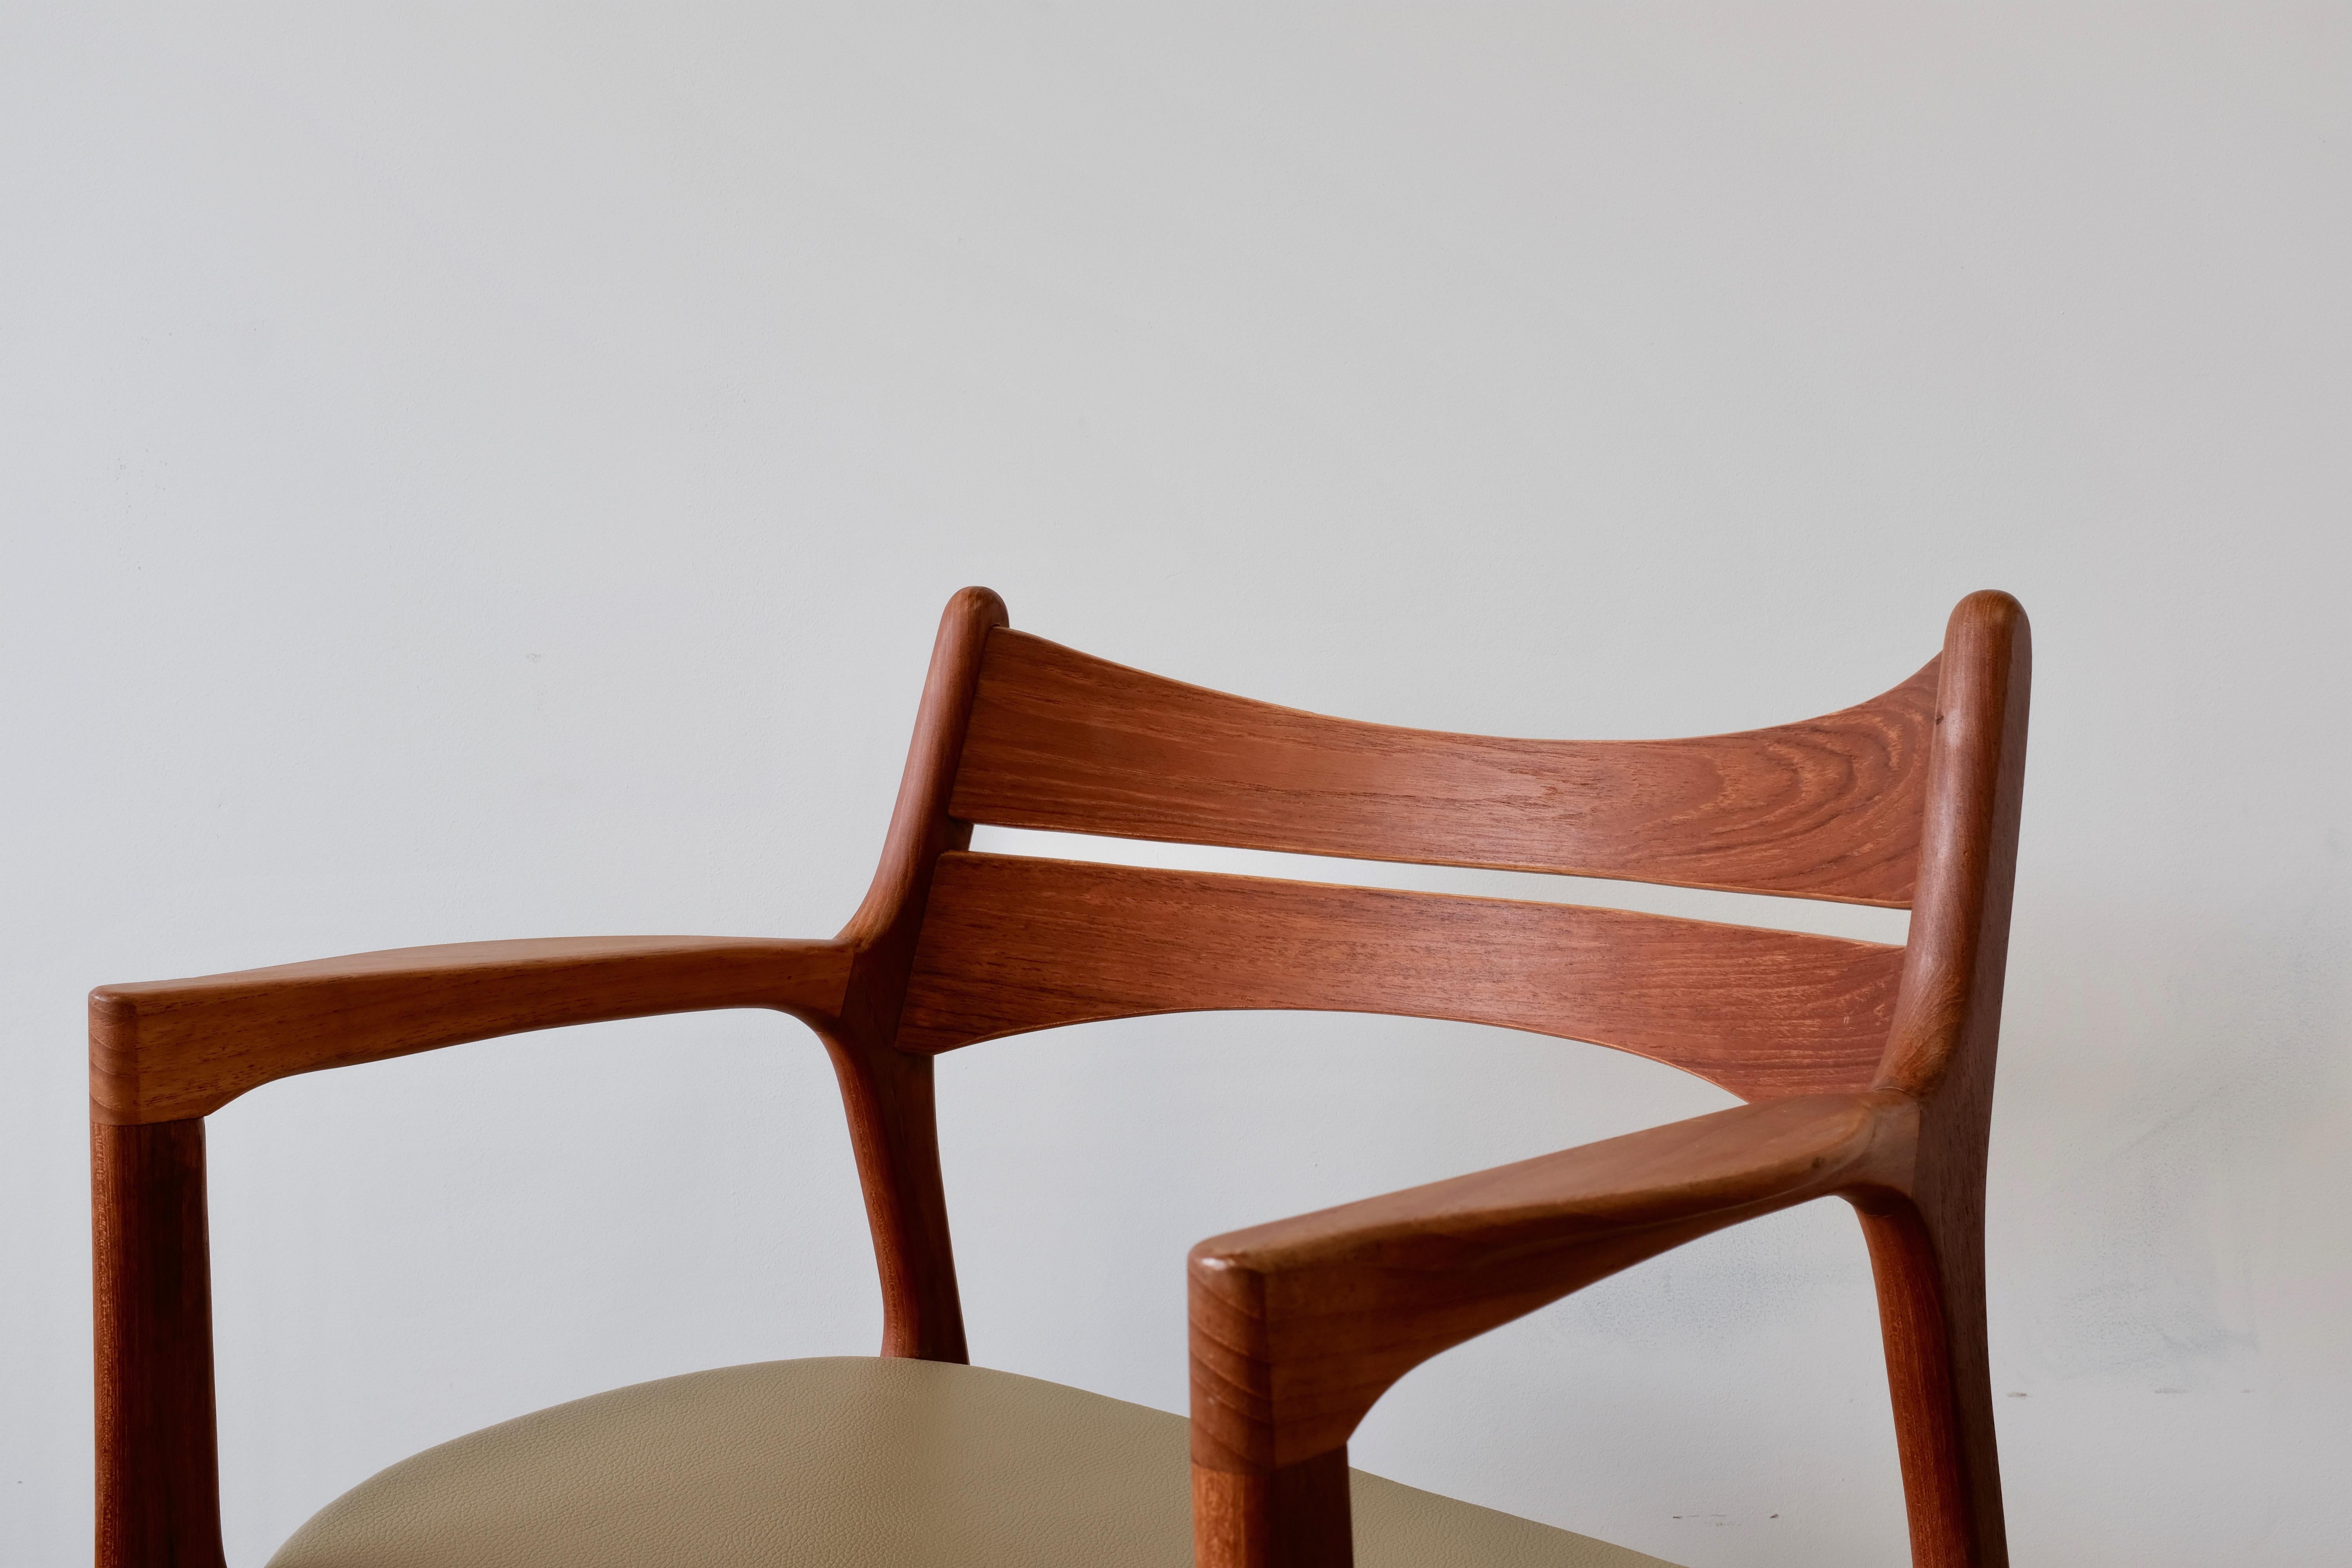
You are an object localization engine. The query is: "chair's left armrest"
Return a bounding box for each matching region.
[91,935,853,1124]
[1186,1091,1920,1567]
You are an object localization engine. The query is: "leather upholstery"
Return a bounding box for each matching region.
[268,1356,1679,1567]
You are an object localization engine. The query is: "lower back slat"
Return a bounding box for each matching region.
[897,854,1899,1100]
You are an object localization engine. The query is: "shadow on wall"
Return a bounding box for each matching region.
[1993,889,2346,1387]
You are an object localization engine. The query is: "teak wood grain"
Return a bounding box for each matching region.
[1187,1092,1919,1566]
[898,851,1902,1102]
[90,936,855,1126]
[92,585,2027,1568]
[954,626,1942,907]
[822,584,1007,1363]
[1860,591,2031,1568]
[1181,591,2028,1568]
[93,1119,225,1568]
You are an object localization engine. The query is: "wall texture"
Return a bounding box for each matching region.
[4,6,2346,1564]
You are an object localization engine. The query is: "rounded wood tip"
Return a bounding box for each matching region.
[1950,589,2027,635]
[947,586,1010,628]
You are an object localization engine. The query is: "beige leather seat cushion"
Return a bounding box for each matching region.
[268,1356,1679,1568]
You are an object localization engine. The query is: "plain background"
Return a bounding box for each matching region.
[4,5,2347,1564]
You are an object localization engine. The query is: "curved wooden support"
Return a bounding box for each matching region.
[1187,1093,1920,1568]
[835,586,1008,1046]
[1855,588,2031,1568]
[818,1034,967,1361]
[91,936,853,1125]
[1853,1190,2002,1568]
[1877,590,2033,1104]
[824,585,1009,1364]
[899,851,1903,1102]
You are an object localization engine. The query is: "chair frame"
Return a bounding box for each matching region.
[91,588,2029,1568]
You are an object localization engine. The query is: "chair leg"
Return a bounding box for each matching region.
[1193,1448,1353,1568]
[94,1118,229,1568]
[820,1036,969,1363]
[1853,1194,2008,1568]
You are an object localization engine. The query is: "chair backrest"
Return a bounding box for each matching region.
[871,593,2009,1105]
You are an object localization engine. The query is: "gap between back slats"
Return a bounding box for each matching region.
[949,629,1941,909]
[897,853,1902,1102]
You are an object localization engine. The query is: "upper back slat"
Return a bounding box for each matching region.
[952,630,1940,907]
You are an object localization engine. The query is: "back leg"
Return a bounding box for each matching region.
[1852,1192,2009,1568]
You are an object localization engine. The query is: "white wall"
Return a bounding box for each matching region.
[4,6,2346,1564]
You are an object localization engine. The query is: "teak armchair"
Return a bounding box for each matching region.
[92,588,2030,1568]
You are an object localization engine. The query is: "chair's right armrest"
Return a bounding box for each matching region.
[91,936,853,1124]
